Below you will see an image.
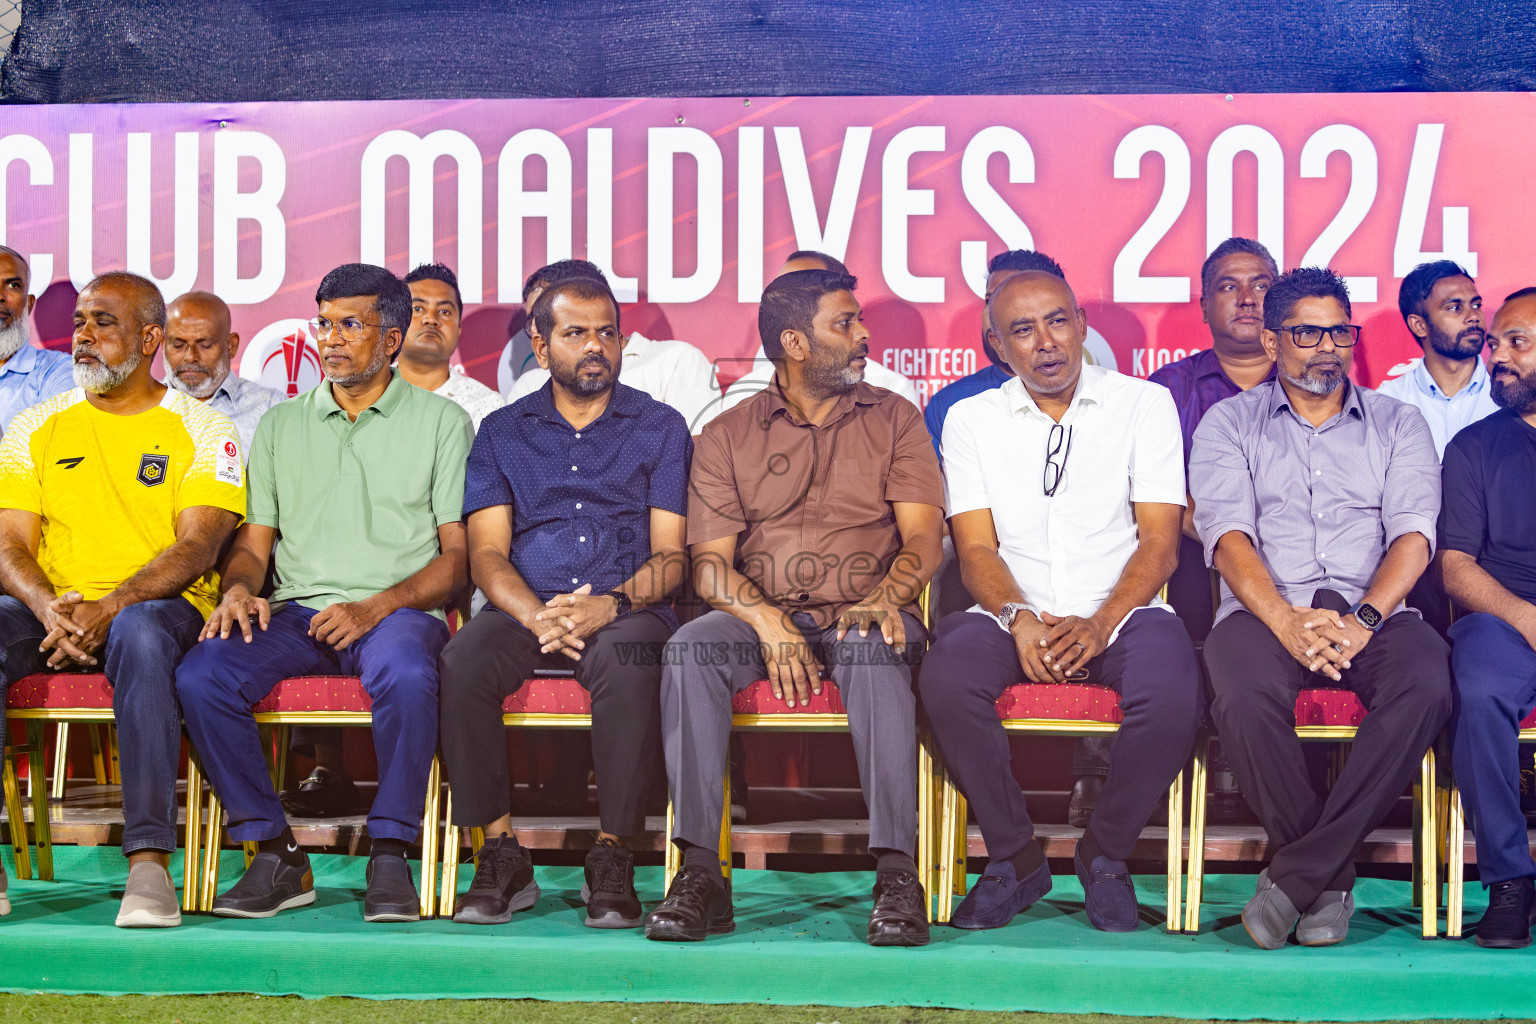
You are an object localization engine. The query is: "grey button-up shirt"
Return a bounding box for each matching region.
[1190,380,1440,626]
[203,373,286,458]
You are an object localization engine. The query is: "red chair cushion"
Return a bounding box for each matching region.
[6,672,113,709]
[502,678,592,715]
[995,683,1124,723]
[251,676,372,714]
[1294,688,1368,728]
[731,679,848,715]
[1522,709,1536,731]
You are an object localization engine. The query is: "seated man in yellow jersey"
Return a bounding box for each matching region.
[0,272,245,925]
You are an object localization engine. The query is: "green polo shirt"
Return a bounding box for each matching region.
[246,370,473,618]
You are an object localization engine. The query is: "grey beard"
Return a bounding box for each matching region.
[325,345,391,387]
[169,365,225,400]
[0,320,28,363]
[74,348,142,395]
[1281,365,1345,396]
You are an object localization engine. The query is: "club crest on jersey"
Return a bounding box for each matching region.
[137,453,169,487]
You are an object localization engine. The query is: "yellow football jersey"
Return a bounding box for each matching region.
[0,387,247,618]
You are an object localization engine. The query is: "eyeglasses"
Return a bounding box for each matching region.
[308,317,383,342]
[1044,423,1072,497]
[1277,324,1362,348]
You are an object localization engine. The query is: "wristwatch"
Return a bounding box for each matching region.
[1347,601,1384,633]
[605,590,633,616]
[998,602,1032,630]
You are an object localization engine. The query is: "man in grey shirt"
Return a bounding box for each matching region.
[165,291,285,453]
[1191,267,1451,950]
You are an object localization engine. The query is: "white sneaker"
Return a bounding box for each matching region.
[115,861,181,928]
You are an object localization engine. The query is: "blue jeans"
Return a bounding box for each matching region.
[175,603,447,844]
[0,594,203,855]
[1449,612,1536,886]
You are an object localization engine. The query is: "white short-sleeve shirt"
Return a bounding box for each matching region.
[942,362,1187,641]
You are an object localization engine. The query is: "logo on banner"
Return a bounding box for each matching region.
[239,319,323,397]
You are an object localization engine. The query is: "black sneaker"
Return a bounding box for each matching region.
[582,837,642,928]
[212,851,316,918]
[453,838,540,925]
[280,768,363,818]
[1474,877,1536,949]
[363,855,420,923]
[867,869,930,946]
[644,867,734,941]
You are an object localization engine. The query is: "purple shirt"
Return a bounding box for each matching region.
[1148,348,1276,469]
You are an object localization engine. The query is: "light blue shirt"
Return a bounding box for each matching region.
[1376,358,1500,461]
[0,343,76,435]
[203,373,286,457]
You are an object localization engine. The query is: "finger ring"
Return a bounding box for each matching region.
[1331,643,1344,653]
[1071,642,1085,652]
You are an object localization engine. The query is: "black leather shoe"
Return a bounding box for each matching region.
[363,855,420,922]
[868,869,930,947]
[644,867,734,941]
[453,838,539,925]
[279,768,363,818]
[582,838,642,928]
[1067,776,1103,829]
[212,851,316,918]
[1475,878,1536,949]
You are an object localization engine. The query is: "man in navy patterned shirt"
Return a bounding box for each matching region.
[437,273,693,930]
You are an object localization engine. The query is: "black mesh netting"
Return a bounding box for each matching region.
[4,0,1535,104]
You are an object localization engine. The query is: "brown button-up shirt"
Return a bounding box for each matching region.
[688,379,945,627]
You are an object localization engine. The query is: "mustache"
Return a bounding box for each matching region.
[849,345,868,363]
[577,354,612,371]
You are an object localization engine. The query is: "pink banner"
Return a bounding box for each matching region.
[0,94,1516,400]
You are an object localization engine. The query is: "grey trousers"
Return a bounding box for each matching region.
[662,609,925,857]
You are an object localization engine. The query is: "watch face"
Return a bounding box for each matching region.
[1355,604,1382,629]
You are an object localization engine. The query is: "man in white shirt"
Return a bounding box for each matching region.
[720,252,923,412]
[398,264,505,432]
[1377,261,1498,459]
[919,271,1201,934]
[164,291,285,454]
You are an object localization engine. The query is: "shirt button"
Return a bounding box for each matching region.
[574,432,581,438]
[1315,512,1323,518]
[571,465,578,472]
[571,577,579,585]
[1314,470,1321,476]
[579,536,587,542]
[575,502,583,509]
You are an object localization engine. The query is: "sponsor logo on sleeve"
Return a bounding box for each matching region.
[215,439,243,486]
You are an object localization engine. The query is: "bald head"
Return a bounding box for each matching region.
[165,290,239,400]
[986,270,1087,399]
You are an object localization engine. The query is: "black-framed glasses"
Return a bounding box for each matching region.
[308,317,383,342]
[1044,423,1072,497]
[1277,323,1362,348]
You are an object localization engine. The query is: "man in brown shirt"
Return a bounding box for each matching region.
[645,268,945,947]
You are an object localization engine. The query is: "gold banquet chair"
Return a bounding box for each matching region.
[661,588,945,923]
[182,674,444,918]
[931,681,1188,930]
[1182,688,1441,936]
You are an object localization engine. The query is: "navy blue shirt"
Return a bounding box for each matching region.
[464,381,692,625]
[923,363,1011,457]
[1439,408,1536,604]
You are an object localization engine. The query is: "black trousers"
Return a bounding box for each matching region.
[1203,590,1452,910]
[921,608,1203,862]
[437,607,672,836]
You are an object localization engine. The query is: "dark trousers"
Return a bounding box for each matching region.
[1166,535,1217,644]
[1203,590,1452,909]
[176,604,447,844]
[1448,612,1536,885]
[920,608,1203,863]
[663,609,925,857]
[438,608,671,837]
[0,595,202,855]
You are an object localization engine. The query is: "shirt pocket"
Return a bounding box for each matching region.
[826,457,892,525]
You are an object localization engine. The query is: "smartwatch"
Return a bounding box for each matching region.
[1347,601,1384,633]
[606,590,633,617]
[998,602,1032,630]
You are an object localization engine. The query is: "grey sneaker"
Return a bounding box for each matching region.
[1242,869,1300,949]
[1,859,10,916]
[1295,889,1354,946]
[115,861,181,928]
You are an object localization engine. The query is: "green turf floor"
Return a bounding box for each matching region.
[0,847,1530,1020]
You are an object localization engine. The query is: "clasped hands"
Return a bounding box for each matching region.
[38,591,121,669]
[1010,609,1110,683]
[530,583,620,662]
[1274,605,1373,682]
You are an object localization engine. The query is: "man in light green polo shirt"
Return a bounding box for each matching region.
[175,263,473,923]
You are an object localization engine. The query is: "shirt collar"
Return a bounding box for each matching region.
[1003,361,1104,419]
[520,378,643,426]
[211,373,240,403]
[1410,357,1490,397]
[1193,347,1277,386]
[0,342,41,377]
[760,375,880,427]
[1265,378,1365,422]
[622,332,652,359]
[315,368,408,419]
